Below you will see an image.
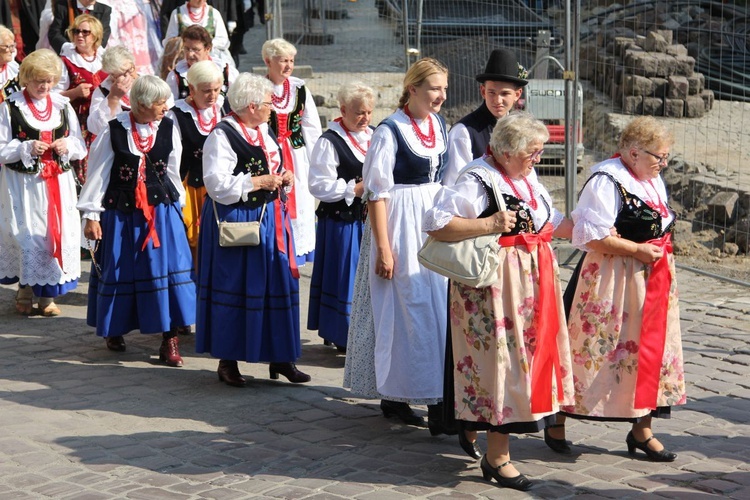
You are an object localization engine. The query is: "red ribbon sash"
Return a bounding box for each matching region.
[274,113,297,219]
[38,131,64,270]
[633,233,673,410]
[272,198,300,279]
[134,168,160,251]
[497,223,564,413]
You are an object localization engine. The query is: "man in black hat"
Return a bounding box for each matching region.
[442,48,527,186]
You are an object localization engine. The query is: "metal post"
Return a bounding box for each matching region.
[535,30,551,79]
[402,0,410,69]
[266,0,282,40]
[415,0,424,61]
[564,0,576,216]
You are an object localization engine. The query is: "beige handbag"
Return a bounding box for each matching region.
[213,199,266,247]
[418,165,507,288]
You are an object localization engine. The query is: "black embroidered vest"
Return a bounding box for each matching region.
[314,129,367,222]
[172,105,209,188]
[473,171,550,235]
[5,98,71,174]
[456,103,497,160]
[103,117,180,212]
[380,114,447,185]
[269,85,306,149]
[585,172,674,242]
[215,121,279,208]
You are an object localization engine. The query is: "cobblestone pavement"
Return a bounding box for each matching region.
[0,251,748,499]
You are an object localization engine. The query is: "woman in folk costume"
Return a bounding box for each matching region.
[196,72,309,387]
[262,38,322,265]
[0,25,21,102]
[78,75,195,366]
[307,82,374,353]
[56,14,107,184]
[165,59,225,267]
[344,58,452,434]
[553,116,686,461]
[0,48,86,316]
[163,0,233,70]
[164,25,237,114]
[424,113,575,491]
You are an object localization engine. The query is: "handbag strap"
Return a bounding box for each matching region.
[213,198,267,226]
[455,162,508,212]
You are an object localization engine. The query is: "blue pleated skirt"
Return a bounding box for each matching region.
[195,199,300,363]
[307,215,363,347]
[87,203,196,337]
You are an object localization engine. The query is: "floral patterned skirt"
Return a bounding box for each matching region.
[561,252,686,419]
[451,244,574,428]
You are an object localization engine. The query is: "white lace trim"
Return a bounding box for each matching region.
[60,43,104,71]
[422,209,455,232]
[572,219,613,250]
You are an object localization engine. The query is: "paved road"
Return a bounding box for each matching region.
[0,250,748,499]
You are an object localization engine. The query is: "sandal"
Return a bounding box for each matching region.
[15,287,33,315]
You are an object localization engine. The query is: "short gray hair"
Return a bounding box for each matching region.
[489,112,549,157]
[130,75,171,115]
[0,24,14,45]
[261,38,297,60]
[102,45,135,75]
[337,81,375,108]
[227,73,273,113]
[186,60,223,87]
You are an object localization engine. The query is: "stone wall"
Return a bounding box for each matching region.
[581,29,715,118]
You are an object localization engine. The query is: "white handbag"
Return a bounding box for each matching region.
[214,199,266,247]
[418,165,507,288]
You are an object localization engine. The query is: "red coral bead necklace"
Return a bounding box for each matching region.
[23,89,52,122]
[493,156,538,210]
[404,104,435,148]
[187,2,206,23]
[129,113,155,153]
[335,117,369,156]
[270,77,291,109]
[189,98,218,133]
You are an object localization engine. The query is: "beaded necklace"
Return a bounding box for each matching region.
[270,77,291,109]
[187,2,206,23]
[403,104,435,148]
[335,117,369,156]
[491,156,538,210]
[233,113,269,163]
[78,49,97,63]
[189,99,218,133]
[129,113,155,153]
[23,89,52,122]
[623,162,668,217]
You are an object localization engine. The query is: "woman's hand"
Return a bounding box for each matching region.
[353,181,364,198]
[84,219,102,241]
[50,138,68,156]
[375,246,394,280]
[253,174,283,191]
[634,242,663,264]
[488,210,516,234]
[76,83,93,99]
[31,140,50,157]
[281,170,294,187]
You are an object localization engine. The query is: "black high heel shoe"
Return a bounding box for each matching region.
[479,455,532,491]
[380,400,425,426]
[457,424,482,460]
[544,424,571,454]
[626,431,677,462]
[268,362,311,383]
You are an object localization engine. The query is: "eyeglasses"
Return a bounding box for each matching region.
[528,149,544,161]
[184,46,207,54]
[641,149,670,165]
[0,44,14,53]
[72,29,92,37]
[112,66,135,79]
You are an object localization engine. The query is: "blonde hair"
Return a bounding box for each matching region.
[19,49,63,87]
[489,112,549,157]
[227,72,273,113]
[261,38,297,61]
[337,81,375,108]
[187,60,223,87]
[66,14,104,50]
[398,57,448,109]
[0,24,13,45]
[618,116,674,151]
[160,37,183,80]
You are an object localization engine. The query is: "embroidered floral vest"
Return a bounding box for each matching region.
[61,56,107,118]
[172,105,209,188]
[269,85,306,150]
[104,117,180,212]
[5,98,71,174]
[473,171,551,235]
[215,121,279,208]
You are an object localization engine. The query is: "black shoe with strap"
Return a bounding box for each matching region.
[626,431,677,462]
[479,455,532,491]
[544,423,572,454]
